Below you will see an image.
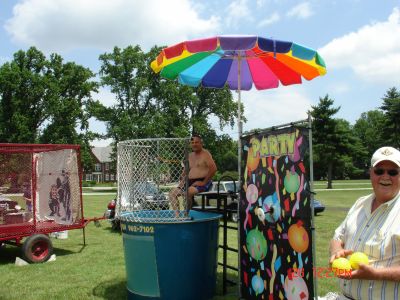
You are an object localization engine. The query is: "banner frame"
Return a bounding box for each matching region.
[238,113,316,299]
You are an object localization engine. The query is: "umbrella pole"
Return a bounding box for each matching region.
[237,54,242,184]
[308,112,318,297]
[237,55,242,298]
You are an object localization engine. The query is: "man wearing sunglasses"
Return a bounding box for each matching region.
[328,146,400,300]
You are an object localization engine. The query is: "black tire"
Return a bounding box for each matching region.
[22,234,53,263]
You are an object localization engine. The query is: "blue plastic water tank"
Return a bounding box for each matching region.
[120,210,221,300]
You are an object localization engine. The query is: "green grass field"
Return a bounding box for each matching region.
[0,180,373,299]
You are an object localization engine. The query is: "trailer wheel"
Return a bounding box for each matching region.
[22,234,53,263]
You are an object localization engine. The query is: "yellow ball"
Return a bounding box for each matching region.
[332,258,352,276]
[349,252,369,270]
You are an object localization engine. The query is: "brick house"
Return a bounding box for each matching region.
[84,146,116,183]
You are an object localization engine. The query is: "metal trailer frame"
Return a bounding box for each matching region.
[0,143,101,263]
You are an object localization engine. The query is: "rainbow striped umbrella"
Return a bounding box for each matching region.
[150,35,326,174]
[151,35,326,134]
[151,35,326,91]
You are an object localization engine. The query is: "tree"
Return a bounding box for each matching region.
[311,95,340,187]
[312,96,368,185]
[353,110,386,161]
[0,47,99,171]
[39,54,99,170]
[202,132,238,175]
[191,86,236,134]
[334,119,367,179]
[39,54,98,142]
[93,45,191,142]
[94,45,238,148]
[380,87,400,148]
[0,47,50,143]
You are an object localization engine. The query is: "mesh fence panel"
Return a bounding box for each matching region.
[0,151,33,236]
[0,144,83,239]
[117,138,191,222]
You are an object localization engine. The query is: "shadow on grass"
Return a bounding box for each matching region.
[0,243,83,265]
[0,244,20,264]
[214,270,239,299]
[92,278,127,300]
[102,226,122,234]
[92,274,238,300]
[53,246,80,256]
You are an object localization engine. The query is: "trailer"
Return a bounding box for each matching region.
[0,143,97,263]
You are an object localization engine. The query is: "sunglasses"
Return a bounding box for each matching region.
[373,168,400,176]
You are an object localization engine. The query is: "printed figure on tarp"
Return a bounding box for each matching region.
[47,169,71,221]
[57,169,71,221]
[48,184,61,217]
[35,149,81,225]
[240,126,314,300]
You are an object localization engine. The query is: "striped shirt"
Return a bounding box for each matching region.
[333,192,400,300]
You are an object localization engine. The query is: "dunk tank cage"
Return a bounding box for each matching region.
[0,143,84,263]
[116,138,221,300]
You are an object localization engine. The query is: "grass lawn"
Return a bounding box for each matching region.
[0,180,373,299]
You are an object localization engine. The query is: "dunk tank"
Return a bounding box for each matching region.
[116,138,221,300]
[0,143,84,263]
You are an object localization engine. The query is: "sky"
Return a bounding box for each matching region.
[0,0,399,146]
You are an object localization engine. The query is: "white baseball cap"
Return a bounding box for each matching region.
[371,146,400,167]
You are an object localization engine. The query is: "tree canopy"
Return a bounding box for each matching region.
[0,45,399,180]
[92,45,239,172]
[380,87,400,148]
[311,95,366,187]
[0,47,98,170]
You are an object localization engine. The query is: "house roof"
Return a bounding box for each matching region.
[92,146,113,163]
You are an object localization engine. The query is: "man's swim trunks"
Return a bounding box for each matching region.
[188,178,212,193]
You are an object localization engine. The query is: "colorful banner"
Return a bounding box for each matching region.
[240,126,314,300]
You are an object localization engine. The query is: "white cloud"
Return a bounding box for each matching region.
[329,82,350,94]
[286,2,313,19]
[257,12,280,27]
[210,87,312,138]
[225,0,252,29]
[319,7,400,85]
[241,87,311,133]
[256,0,266,8]
[4,0,220,53]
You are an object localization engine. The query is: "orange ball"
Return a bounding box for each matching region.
[288,224,309,253]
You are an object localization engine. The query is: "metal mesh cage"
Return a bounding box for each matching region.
[116,138,191,222]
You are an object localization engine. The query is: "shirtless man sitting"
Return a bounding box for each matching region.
[169,134,217,212]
